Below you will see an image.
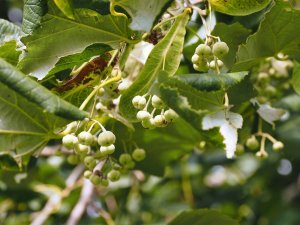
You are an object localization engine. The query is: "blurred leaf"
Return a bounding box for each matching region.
[234,1,300,71]
[119,9,190,121]
[0,58,88,120]
[0,19,21,44]
[208,0,271,16]
[0,154,20,171]
[22,0,48,35]
[19,1,136,79]
[276,94,300,112]
[168,209,240,225]
[212,23,251,69]
[0,41,21,66]
[112,0,173,31]
[292,62,300,95]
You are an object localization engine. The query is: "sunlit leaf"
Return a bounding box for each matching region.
[119,9,191,121]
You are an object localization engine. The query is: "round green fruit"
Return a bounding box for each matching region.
[212,42,229,59]
[246,136,259,150]
[107,170,121,182]
[119,153,132,165]
[273,141,284,151]
[98,131,116,146]
[132,148,146,161]
[78,131,94,145]
[62,134,78,149]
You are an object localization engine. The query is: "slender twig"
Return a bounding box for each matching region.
[79,75,122,110]
[30,165,84,225]
[66,179,94,225]
[92,204,115,225]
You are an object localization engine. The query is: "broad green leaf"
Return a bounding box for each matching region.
[234,1,300,71]
[0,59,88,120]
[212,23,251,68]
[159,84,224,147]
[158,72,224,111]
[0,41,21,66]
[0,19,21,44]
[292,62,300,95]
[48,43,111,76]
[53,0,74,19]
[22,0,48,35]
[208,0,272,16]
[168,209,239,225]
[0,81,68,168]
[19,1,136,79]
[119,9,191,121]
[176,72,248,92]
[112,0,173,31]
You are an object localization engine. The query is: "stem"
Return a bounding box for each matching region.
[152,15,179,31]
[110,0,127,18]
[258,135,268,156]
[192,6,210,35]
[79,75,121,110]
[224,93,229,108]
[181,156,194,207]
[258,118,263,133]
[91,119,106,131]
[119,43,134,70]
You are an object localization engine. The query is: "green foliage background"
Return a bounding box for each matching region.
[1,1,300,225]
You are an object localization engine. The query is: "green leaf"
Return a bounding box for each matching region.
[112,0,173,31]
[19,1,136,79]
[48,43,111,76]
[22,0,48,35]
[158,72,224,111]
[212,23,251,69]
[0,19,21,44]
[176,72,248,92]
[168,209,239,225]
[0,59,88,120]
[208,0,272,16]
[0,41,21,66]
[0,81,69,169]
[292,62,300,95]
[158,74,224,147]
[234,1,300,71]
[119,9,191,121]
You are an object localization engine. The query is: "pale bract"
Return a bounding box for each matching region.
[202,110,243,158]
[251,99,286,127]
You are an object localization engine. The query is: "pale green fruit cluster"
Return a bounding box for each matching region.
[192,42,229,72]
[118,148,146,170]
[132,95,179,129]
